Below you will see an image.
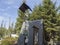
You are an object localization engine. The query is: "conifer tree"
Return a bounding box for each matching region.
[15,10,25,34]
[0,20,6,38]
[30,0,58,31]
[29,0,60,42]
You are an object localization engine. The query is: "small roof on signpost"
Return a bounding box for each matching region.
[19,2,32,13]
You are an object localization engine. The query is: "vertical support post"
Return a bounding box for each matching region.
[18,34,25,45]
[28,24,34,45]
[38,22,43,45]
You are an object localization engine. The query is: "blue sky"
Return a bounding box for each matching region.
[0,0,60,28]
